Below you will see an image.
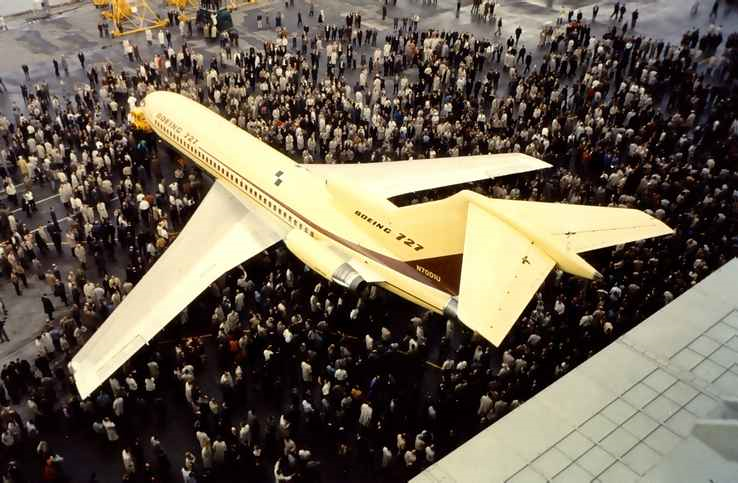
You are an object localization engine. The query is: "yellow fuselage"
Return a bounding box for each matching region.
[142,91,454,314]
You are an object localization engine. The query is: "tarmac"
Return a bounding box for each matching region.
[0,0,735,480]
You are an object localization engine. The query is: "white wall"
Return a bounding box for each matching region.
[0,0,81,17]
[0,0,32,17]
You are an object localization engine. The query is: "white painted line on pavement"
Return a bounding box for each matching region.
[10,192,60,214]
[20,195,120,235]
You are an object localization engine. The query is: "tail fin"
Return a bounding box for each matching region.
[329,172,672,339]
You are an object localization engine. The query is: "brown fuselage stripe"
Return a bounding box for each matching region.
[409,253,464,294]
[156,125,459,296]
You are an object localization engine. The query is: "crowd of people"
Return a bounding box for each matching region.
[0,0,736,481]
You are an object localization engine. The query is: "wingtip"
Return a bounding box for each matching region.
[521,153,553,170]
[68,360,93,400]
[655,223,676,239]
[74,377,94,401]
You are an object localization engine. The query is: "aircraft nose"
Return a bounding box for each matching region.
[141,91,165,124]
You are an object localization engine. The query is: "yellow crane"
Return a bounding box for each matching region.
[166,0,199,22]
[101,0,168,37]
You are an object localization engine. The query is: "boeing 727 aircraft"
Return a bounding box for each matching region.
[69,91,673,399]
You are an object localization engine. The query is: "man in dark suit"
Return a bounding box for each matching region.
[0,319,8,342]
[46,220,62,255]
[41,294,54,321]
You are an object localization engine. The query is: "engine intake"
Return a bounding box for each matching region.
[332,262,366,292]
[443,296,459,320]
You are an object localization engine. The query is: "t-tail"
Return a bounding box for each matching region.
[328,176,673,347]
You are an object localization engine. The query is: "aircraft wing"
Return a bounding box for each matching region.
[308,154,550,199]
[69,180,287,399]
[457,203,555,346]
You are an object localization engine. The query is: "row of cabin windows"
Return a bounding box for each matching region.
[156,120,315,237]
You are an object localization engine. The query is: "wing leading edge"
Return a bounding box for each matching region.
[70,180,286,399]
[308,153,551,199]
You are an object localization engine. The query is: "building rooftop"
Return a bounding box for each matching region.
[414,258,738,483]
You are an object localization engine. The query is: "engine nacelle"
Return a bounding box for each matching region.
[284,229,366,292]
